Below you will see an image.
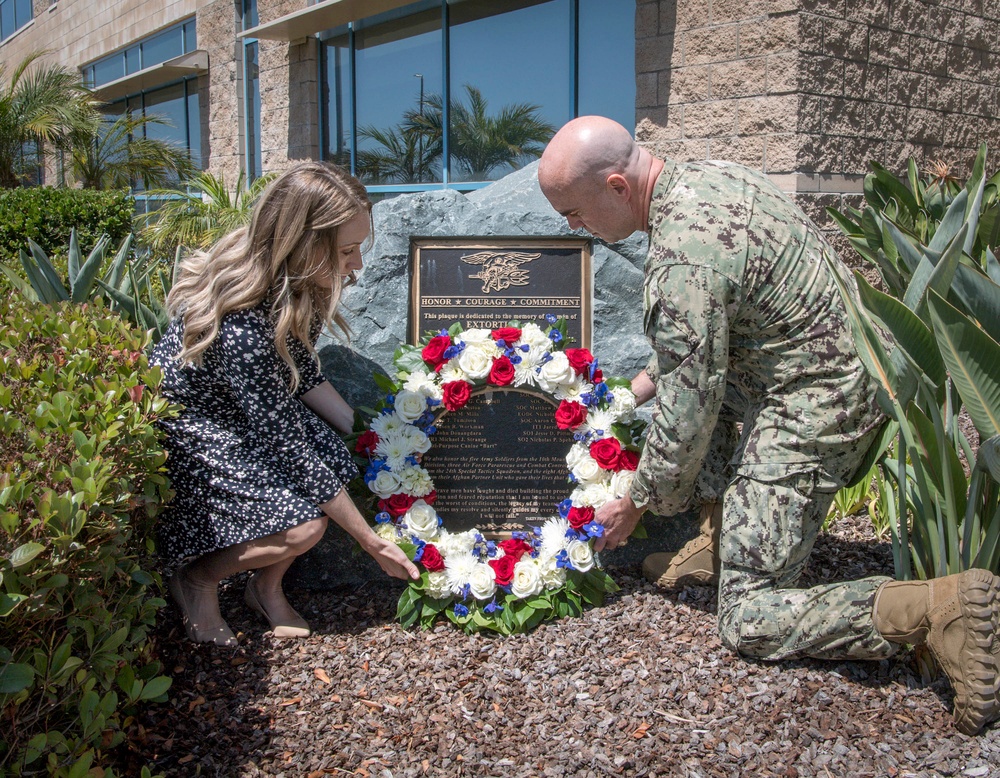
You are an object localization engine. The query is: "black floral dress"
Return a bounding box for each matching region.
[150,307,358,562]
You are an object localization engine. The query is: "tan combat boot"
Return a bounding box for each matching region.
[873,569,1000,735]
[642,502,722,588]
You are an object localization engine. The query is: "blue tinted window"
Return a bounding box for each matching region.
[1,2,15,40]
[92,55,124,86]
[186,84,201,169]
[245,41,262,179]
[88,20,194,86]
[183,19,197,47]
[578,0,634,128]
[322,35,351,168]
[142,27,184,68]
[125,46,141,75]
[242,0,258,30]
[14,0,30,27]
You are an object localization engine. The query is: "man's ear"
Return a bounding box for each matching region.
[607,173,630,200]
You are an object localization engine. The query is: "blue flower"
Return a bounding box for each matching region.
[519,344,530,352]
[443,342,466,359]
[385,394,396,406]
[374,512,392,524]
[556,549,573,569]
[485,540,498,558]
[427,397,442,407]
[454,603,469,617]
[405,455,419,466]
[512,530,529,541]
[549,330,563,343]
[508,352,522,365]
[588,359,600,381]
[412,540,427,562]
[583,521,605,538]
[461,583,472,600]
[363,459,389,484]
[545,313,558,324]
[437,329,449,337]
[484,599,503,614]
[425,425,438,435]
[532,525,543,536]
[495,338,508,348]
[564,527,579,540]
[567,472,577,483]
[557,498,572,518]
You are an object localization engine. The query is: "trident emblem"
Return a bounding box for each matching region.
[460,251,539,293]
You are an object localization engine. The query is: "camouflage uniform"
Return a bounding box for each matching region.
[628,160,892,661]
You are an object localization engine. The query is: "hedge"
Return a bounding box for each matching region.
[0,287,177,776]
[0,188,134,263]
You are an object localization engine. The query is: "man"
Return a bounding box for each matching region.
[538,116,1000,735]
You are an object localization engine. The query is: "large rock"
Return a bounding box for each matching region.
[290,163,680,591]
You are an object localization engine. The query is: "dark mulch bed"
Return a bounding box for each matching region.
[130,516,1000,778]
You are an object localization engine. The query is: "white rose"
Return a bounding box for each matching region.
[437,531,477,557]
[609,390,636,422]
[400,425,431,454]
[538,555,567,589]
[610,469,635,499]
[520,322,551,349]
[403,500,440,540]
[537,352,576,392]
[458,345,493,379]
[510,558,543,598]
[403,370,443,400]
[457,328,492,344]
[426,570,450,599]
[393,389,428,423]
[468,563,497,600]
[566,539,594,573]
[566,442,591,470]
[573,481,615,508]
[370,469,402,499]
[571,454,603,485]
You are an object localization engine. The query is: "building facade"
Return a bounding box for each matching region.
[1,0,997,213]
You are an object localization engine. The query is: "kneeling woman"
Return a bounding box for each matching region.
[151,161,418,646]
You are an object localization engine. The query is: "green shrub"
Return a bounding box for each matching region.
[0,292,178,776]
[0,188,133,263]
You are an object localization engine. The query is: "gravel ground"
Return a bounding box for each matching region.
[133,515,1000,778]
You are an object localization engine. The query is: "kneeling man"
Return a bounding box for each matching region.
[538,116,1000,735]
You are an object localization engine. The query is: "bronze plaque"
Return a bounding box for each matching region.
[421,387,574,534]
[409,237,592,348]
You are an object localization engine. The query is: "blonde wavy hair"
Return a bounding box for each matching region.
[167,161,372,392]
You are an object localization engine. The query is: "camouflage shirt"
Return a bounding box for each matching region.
[629,160,883,516]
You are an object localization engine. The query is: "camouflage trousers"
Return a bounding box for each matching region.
[690,421,895,662]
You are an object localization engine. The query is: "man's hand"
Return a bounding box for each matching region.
[594,494,644,552]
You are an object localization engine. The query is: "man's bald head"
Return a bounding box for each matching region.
[538,116,639,193]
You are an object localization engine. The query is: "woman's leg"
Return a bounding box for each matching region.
[172,516,328,644]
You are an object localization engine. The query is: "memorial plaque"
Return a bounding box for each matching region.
[410,237,592,348]
[421,387,575,534]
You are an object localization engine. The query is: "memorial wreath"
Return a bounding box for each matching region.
[353,316,647,634]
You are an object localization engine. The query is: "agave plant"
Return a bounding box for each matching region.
[828,144,1000,579]
[0,228,174,340]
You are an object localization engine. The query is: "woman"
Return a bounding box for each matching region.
[151,161,418,646]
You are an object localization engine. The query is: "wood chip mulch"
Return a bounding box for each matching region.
[129,515,1000,778]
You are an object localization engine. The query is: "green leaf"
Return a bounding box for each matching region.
[629,520,648,540]
[0,261,38,300]
[949,263,1000,345]
[138,675,172,700]
[372,371,398,394]
[928,188,969,254]
[72,232,113,304]
[9,541,45,568]
[903,224,965,320]
[928,290,1000,438]
[25,239,69,302]
[0,662,34,694]
[976,434,1000,482]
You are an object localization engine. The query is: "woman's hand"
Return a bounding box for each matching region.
[366,536,420,581]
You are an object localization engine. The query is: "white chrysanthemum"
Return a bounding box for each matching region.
[610,469,636,499]
[369,469,402,499]
[512,346,546,387]
[457,344,494,379]
[374,431,416,471]
[572,481,615,508]
[445,552,478,595]
[403,369,443,400]
[437,530,478,558]
[438,361,468,384]
[581,408,617,438]
[403,500,440,540]
[608,390,637,423]
[510,558,543,598]
[571,454,603,485]
[554,375,593,403]
[457,328,492,344]
[399,425,431,454]
[537,352,576,393]
[566,442,591,470]
[374,522,400,542]
[426,570,450,599]
[566,539,594,573]
[394,389,428,423]
[538,555,567,589]
[520,322,551,349]
[468,563,497,600]
[370,411,406,438]
[398,465,433,496]
[540,517,572,558]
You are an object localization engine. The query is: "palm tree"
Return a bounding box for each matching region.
[355,123,440,185]
[139,170,275,254]
[70,111,195,190]
[0,51,99,188]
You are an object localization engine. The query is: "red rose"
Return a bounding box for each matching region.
[554,400,588,430]
[619,449,640,471]
[491,327,522,344]
[423,490,437,505]
[442,381,472,411]
[355,430,379,456]
[590,437,623,470]
[498,538,532,561]
[380,492,417,517]
[420,544,445,572]
[421,335,452,368]
[565,348,595,375]
[591,368,604,383]
[567,505,595,530]
[488,355,516,386]
[489,555,518,586]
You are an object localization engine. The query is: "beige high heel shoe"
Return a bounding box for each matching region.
[168,564,238,647]
[244,575,311,638]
